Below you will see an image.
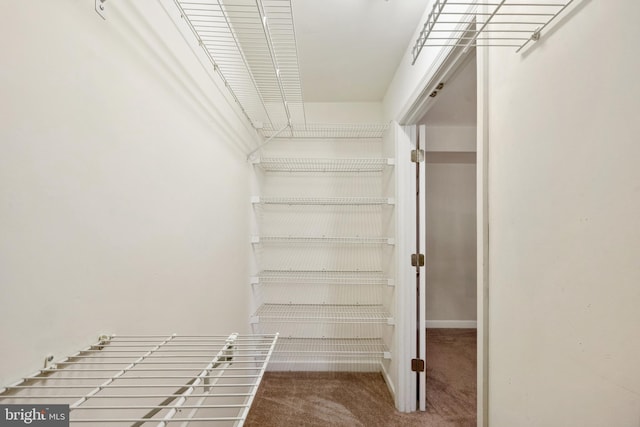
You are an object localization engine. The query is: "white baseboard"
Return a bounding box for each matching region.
[426,320,477,329]
[380,361,395,399]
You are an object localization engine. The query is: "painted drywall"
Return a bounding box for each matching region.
[486,0,640,425]
[425,126,476,152]
[425,156,476,326]
[382,0,458,122]
[292,1,426,103]
[0,0,259,386]
[383,4,484,126]
[421,54,477,127]
[420,57,477,326]
[418,124,477,326]
[303,102,384,123]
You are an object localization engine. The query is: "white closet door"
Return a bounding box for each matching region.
[418,125,427,411]
[396,124,427,412]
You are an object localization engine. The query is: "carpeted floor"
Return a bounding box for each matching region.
[245,329,476,427]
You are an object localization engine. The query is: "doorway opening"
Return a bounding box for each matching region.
[405,46,481,421]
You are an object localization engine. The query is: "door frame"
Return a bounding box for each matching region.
[398,36,489,427]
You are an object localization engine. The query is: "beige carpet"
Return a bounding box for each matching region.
[245,329,476,426]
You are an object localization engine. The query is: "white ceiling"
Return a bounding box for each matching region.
[291,0,428,103]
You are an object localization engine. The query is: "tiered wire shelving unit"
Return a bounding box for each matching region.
[0,333,278,426]
[250,126,395,372]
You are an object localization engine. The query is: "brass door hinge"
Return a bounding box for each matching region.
[411,149,424,163]
[411,253,425,267]
[411,358,425,372]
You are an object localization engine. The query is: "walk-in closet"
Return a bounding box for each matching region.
[3,0,639,426]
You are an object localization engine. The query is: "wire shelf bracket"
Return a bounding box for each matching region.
[411,0,577,64]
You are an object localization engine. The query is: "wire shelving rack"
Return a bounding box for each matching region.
[252,304,393,324]
[252,196,394,206]
[174,0,305,127]
[259,123,390,139]
[252,236,394,245]
[411,0,577,63]
[251,270,392,286]
[253,157,394,173]
[0,334,278,425]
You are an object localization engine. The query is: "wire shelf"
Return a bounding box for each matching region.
[266,338,390,372]
[275,337,389,356]
[412,0,576,63]
[252,236,394,245]
[260,122,389,139]
[252,270,391,286]
[252,196,394,205]
[254,157,394,172]
[252,304,393,324]
[174,0,305,126]
[0,334,278,426]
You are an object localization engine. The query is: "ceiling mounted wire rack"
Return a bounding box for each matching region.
[174,0,305,128]
[412,0,576,63]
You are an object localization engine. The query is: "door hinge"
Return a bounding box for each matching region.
[411,149,424,163]
[411,358,425,372]
[411,253,425,267]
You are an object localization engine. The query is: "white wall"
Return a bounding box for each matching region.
[425,126,476,152]
[0,0,259,386]
[382,0,441,122]
[420,125,476,326]
[486,1,640,425]
[303,102,384,123]
[421,60,477,326]
[382,1,481,123]
[425,153,476,325]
